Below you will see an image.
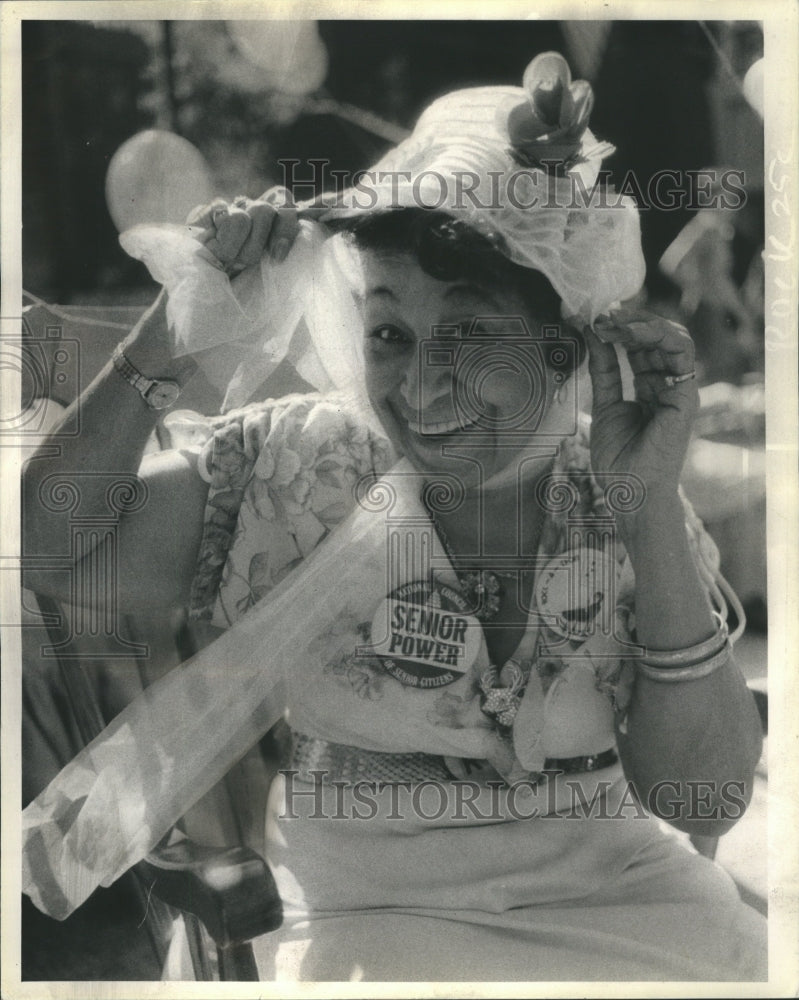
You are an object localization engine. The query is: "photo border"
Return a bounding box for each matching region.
[2,2,797,997]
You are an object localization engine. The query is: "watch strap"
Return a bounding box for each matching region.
[112,345,180,409]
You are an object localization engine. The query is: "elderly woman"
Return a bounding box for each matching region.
[22,54,765,981]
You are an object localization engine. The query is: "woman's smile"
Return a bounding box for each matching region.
[388,396,481,437]
[405,414,479,435]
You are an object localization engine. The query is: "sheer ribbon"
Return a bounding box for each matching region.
[120,220,369,414]
[22,460,505,920]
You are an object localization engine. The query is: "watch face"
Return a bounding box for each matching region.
[145,381,181,410]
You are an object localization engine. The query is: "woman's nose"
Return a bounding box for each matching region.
[399,348,453,411]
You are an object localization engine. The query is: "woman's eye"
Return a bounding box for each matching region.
[368,325,411,345]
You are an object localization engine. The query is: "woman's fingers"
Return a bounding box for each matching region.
[186,187,303,272]
[626,329,695,377]
[258,186,301,263]
[266,208,301,263]
[204,207,253,266]
[597,312,695,378]
[584,325,624,406]
[236,201,278,266]
[625,335,698,413]
[626,347,676,376]
[185,198,229,228]
[626,321,694,360]
[632,370,674,408]
[216,187,301,267]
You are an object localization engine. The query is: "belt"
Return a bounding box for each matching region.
[288,732,618,786]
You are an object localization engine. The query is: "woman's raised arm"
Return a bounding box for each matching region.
[21,291,208,617]
[22,191,303,618]
[585,313,763,837]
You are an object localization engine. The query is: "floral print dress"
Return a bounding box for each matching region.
[185,394,394,626]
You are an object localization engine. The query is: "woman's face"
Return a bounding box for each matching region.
[359,251,571,488]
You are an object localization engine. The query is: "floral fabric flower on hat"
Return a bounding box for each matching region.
[499,52,613,174]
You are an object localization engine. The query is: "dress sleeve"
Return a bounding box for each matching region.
[178,393,393,627]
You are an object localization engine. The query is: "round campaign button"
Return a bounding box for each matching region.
[369,580,482,689]
[534,547,619,639]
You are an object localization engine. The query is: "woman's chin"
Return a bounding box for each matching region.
[402,431,558,494]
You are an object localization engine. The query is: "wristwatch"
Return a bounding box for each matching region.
[112,345,181,410]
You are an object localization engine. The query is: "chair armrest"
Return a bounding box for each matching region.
[136,840,283,949]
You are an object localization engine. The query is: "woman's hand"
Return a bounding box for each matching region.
[186,186,303,274]
[584,307,698,504]
[585,309,763,832]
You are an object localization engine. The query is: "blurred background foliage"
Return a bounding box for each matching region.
[23,20,763,320]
